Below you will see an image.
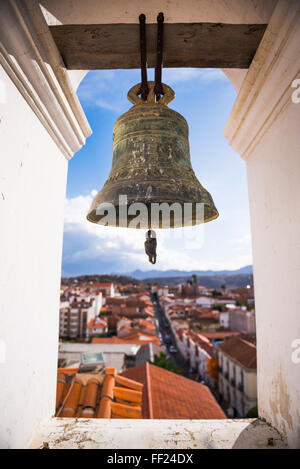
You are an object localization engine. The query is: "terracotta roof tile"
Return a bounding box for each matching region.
[200,331,242,340]
[56,367,144,419]
[56,372,67,412]
[187,331,214,357]
[115,374,144,392]
[81,377,99,417]
[91,334,160,346]
[87,317,108,329]
[97,372,115,418]
[111,402,142,419]
[119,332,160,345]
[114,386,142,405]
[60,378,82,417]
[91,337,127,344]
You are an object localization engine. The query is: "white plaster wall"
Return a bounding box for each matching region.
[246,99,300,448]
[30,417,288,449]
[244,371,257,401]
[0,65,68,448]
[198,350,207,378]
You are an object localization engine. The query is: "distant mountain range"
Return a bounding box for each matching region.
[62,266,253,290]
[62,267,253,289]
[126,265,253,280]
[143,273,253,289]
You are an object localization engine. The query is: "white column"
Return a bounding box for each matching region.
[0,0,91,160]
[224,0,300,448]
[0,0,91,448]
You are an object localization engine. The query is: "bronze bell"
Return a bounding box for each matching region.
[87,82,218,229]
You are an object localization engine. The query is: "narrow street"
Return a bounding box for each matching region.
[151,293,190,376]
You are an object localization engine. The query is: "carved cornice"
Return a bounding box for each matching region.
[0,0,91,160]
[224,0,300,160]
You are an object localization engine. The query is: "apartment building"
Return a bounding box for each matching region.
[217,335,257,417]
[175,329,217,388]
[59,299,92,338]
[229,308,256,335]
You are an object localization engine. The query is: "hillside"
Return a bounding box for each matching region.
[127,265,253,280]
[61,274,143,286]
[143,273,253,289]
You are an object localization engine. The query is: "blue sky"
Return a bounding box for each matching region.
[62,68,252,276]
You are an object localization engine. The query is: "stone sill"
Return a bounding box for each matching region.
[30,417,287,449]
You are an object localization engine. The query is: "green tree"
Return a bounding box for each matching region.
[149,352,183,374]
[88,332,108,343]
[212,289,222,297]
[246,405,258,418]
[99,310,110,316]
[211,304,222,312]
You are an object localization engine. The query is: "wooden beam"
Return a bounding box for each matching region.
[49,23,267,70]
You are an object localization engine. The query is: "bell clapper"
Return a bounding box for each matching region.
[145,230,157,264]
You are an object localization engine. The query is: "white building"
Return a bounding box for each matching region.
[86,317,108,338]
[219,311,230,329]
[195,296,214,307]
[218,336,257,417]
[95,283,116,298]
[229,308,256,335]
[59,300,92,338]
[175,329,217,388]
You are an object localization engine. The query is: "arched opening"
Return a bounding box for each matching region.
[63,68,251,275]
[2,0,299,448]
[58,67,255,421]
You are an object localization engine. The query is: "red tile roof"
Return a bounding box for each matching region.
[56,367,143,419]
[219,336,257,369]
[91,337,131,344]
[120,332,160,346]
[118,324,132,331]
[176,329,214,357]
[187,330,214,357]
[91,335,160,346]
[176,328,188,340]
[87,318,107,329]
[138,319,155,330]
[120,363,226,419]
[200,331,242,340]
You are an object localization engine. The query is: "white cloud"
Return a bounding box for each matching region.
[163,68,227,85]
[231,234,252,252]
[95,98,122,113]
[77,70,124,112]
[234,234,251,244]
[62,192,252,275]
